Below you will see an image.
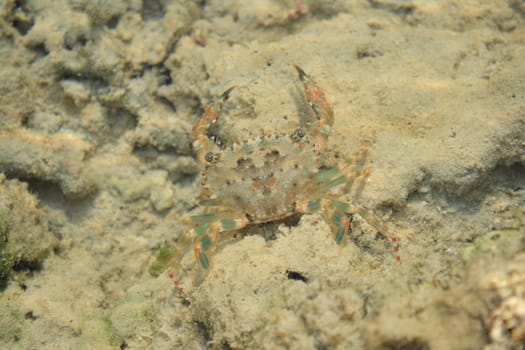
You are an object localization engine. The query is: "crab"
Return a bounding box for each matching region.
[168,65,398,289]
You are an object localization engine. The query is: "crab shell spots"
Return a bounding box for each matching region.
[201,134,319,223]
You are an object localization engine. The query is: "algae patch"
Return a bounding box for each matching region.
[149,242,175,278]
[0,174,58,289]
[462,206,525,263]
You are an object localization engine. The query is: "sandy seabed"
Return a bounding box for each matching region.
[0,1,524,349]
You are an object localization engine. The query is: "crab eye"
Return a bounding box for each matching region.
[291,128,305,142]
[204,152,218,163]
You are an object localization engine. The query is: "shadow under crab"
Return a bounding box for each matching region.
[168,65,398,289]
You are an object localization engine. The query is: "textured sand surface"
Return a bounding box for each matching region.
[0,1,524,349]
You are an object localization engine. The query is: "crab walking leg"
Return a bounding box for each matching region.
[322,200,353,244]
[193,217,248,272]
[293,65,334,154]
[338,140,372,198]
[343,140,370,176]
[191,86,236,164]
[296,198,351,244]
[167,213,223,289]
[345,203,401,263]
[300,141,370,200]
[167,215,249,291]
[167,226,201,292]
[344,166,372,202]
[297,198,400,261]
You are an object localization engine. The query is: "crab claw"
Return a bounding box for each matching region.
[293,65,334,154]
[293,64,308,82]
[192,85,237,164]
[220,85,236,101]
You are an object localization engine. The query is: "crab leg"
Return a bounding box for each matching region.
[294,65,334,154]
[297,198,353,244]
[191,86,236,164]
[337,140,372,198]
[347,203,400,262]
[321,199,354,244]
[300,141,370,201]
[297,198,400,261]
[168,214,248,290]
[192,217,248,272]
[338,202,400,262]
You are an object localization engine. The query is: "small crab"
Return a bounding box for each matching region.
[168,65,398,289]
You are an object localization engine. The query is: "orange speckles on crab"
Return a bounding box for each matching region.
[168,66,398,291]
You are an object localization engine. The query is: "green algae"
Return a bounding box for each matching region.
[149,243,175,278]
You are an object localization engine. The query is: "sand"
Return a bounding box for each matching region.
[0,0,524,349]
